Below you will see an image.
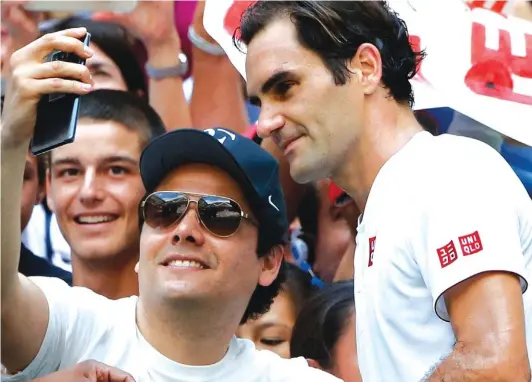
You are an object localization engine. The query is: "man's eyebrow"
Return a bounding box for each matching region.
[248,70,292,106]
[101,156,138,166]
[51,156,138,167]
[51,157,81,167]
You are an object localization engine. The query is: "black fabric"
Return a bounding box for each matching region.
[19,244,73,286]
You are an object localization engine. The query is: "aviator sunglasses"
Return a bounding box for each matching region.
[141,191,257,237]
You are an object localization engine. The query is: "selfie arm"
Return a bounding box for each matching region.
[1,27,94,373]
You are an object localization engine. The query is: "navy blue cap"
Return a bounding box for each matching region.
[139,128,288,251]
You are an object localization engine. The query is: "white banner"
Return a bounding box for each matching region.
[204,0,532,146]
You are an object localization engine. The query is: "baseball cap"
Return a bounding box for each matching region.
[139,127,288,251]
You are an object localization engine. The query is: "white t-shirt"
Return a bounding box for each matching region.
[4,277,340,382]
[354,131,531,382]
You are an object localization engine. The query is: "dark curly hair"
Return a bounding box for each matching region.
[235,1,426,107]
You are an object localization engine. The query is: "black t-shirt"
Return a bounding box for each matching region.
[19,243,73,286]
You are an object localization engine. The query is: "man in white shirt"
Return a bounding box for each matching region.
[1,28,339,382]
[239,1,531,381]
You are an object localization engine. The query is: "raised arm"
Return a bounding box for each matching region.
[1,27,94,372]
[93,1,193,130]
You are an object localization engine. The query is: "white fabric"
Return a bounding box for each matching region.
[4,277,340,382]
[354,131,532,382]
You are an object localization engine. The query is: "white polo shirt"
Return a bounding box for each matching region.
[5,277,340,382]
[354,131,531,381]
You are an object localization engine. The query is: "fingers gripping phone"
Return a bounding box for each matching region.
[30,33,91,156]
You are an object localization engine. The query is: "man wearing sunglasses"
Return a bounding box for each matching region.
[1,28,339,381]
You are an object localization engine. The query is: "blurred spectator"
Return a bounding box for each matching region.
[291,280,361,382]
[43,17,147,96]
[43,89,165,299]
[237,263,316,358]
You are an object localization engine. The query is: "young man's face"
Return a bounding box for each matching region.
[46,119,145,262]
[246,18,365,184]
[138,163,280,311]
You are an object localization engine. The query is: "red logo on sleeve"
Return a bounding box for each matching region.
[437,240,458,268]
[368,236,376,267]
[458,231,483,256]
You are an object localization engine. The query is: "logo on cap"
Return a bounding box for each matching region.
[204,128,236,145]
[268,195,280,211]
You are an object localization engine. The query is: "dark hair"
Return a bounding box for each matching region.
[290,280,354,369]
[79,89,166,146]
[43,17,147,97]
[281,262,317,313]
[236,1,425,107]
[46,90,165,167]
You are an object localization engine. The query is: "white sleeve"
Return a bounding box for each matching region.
[412,149,528,322]
[2,277,125,381]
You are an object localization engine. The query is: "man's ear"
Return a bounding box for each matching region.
[348,42,383,96]
[45,169,55,212]
[306,358,323,370]
[258,244,284,287]
[134,262,139,274]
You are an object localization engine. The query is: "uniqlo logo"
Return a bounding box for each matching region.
[368,237,376,267]
[437,240,458,268]
[459,231,483,256]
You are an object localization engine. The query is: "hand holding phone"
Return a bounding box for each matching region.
[1,28,93,151]
[30,32,92,155]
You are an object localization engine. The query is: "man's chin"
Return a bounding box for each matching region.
[290,160,328,184]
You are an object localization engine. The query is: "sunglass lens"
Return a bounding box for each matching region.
[198,196,242,236]
[144,192,188,229]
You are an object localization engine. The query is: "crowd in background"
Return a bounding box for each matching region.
[1,1,532,381]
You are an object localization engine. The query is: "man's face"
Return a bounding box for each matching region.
[87,43,128,91]
[138,163,272,308]
[21,152,43,231]
[46,120,145,262]
[246,18,365,184]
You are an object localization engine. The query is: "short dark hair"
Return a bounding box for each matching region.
[78,89,166,147]
[43,17,147,97]
[290,280,354,369]
[236,1,425,107]
[47,89,166,167]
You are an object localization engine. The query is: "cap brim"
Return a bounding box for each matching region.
[140,129,257,202]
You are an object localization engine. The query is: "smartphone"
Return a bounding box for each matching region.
[30,33,91,156]
[24,1,138,14]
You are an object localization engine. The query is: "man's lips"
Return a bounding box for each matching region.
[278,135,302,152]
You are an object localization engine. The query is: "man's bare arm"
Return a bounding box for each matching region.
[1,26,94,372]
[425,272,530,381]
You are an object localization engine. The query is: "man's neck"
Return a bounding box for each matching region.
[333,102,423,212]
[136,297,244,366]
[71,251,139,299]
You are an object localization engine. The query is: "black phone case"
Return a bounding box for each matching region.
[30,33,91,156]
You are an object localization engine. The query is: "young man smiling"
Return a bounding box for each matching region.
[239,1,531,381]
[1,28,339,382]
[43,89,166,299]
